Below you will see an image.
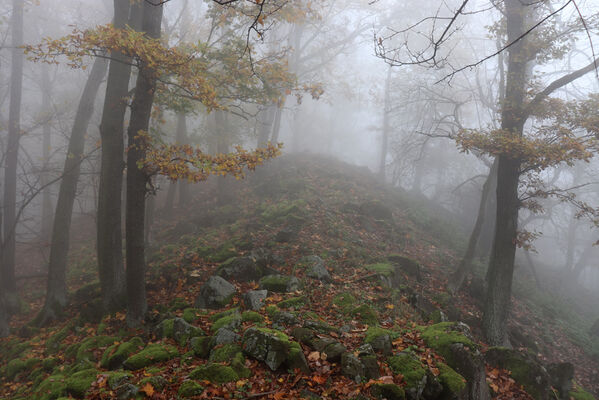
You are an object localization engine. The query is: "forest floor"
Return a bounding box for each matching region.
[1,154,598,400]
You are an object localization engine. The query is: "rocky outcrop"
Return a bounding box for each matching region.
[195,276,236,309]
[242,327,309,372]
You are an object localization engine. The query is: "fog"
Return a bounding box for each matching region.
[1,0,599,384]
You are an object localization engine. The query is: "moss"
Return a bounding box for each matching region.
[209,308,240,322]
[100,336,144,369]
[387,354,425,388]
[265,305,278,317]
[35,374,67,400]
[189,363,238,383]
[365,327,400,344]
[64,342,81,359]
[4,357,41,380]
[206,242,238,263]
[371,383,406,400]
[178,380,204,398]
[259,275,297,292]
[351,304,379,325]
[182,308,203,323]
[4,340,32,361]
[211,314,241,332]
[277,296,308,309]
[569,383,596,400]
[418,323,476,364]
[365,263,394,277]
[160,319,175,338]
[209,344,243,362]
[123,343,179,370]
[46,325,71,352]
[75,335,118,362]
[438,362,466,395]
[241,311,264,323]
[333,292,356,312]
[231,352,251,378]
[169,297,190,311]
[139,375,168,391]
[42,358,58,372]
[260,200,306,222]
[65,368,97,397]
[104,371,133,390]
[96,322,107,335]
[190,336,212,358]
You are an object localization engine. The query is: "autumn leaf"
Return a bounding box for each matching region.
[141,382,154,397]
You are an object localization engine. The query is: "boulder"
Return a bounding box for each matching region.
[243,290,268,310]
[212,328,240,346]
[217,257,264,282]
[447,343,489,400]
[195,276,236,309]
[155,318,204,346]
[547,362,574,400]
[485,347,549,400]
[341,353,364,382]
[301,256,332,282]
[242,327,309,372]
[259,274,301,293]
[388,254,421,281]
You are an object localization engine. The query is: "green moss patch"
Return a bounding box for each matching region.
[182,308,204,323]
[365,327,399,343]
[418,323,476,363]
[100,337,144,370]
[3,357,41,381]
[352,304,379,325]
[277,296,308,309]
[65,368,98,397]
[371,383,406,400]
[190,336,212,358]
[569,383,596,400]
[179,380,204,398]
[123,343,179,370]
[211,314,242,332]
[365,263,394,277]
[333,292,356,312]
[75,335,118,363]
[209,344,243,363]
[387,353,425,388]
[438,362,466,395]
[241,311,264,323]
[35,374,67,400]
[189,363,238,383]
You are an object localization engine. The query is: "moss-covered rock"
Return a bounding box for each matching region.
[178,380,204,398]
[75,335,118,363]
[156,317,204,345]
[437,362,466,396]
[241,311,264,323]
[65,368,98,397]
[45,325,71,353]
[371,383,405,400]
[242,327,309,372]
[352,304,379,325]
[259,274,301,293]
[189,363,239,383]
[105,371,133,390]
[190,336,213,359]
[365,263,394,277]
[332,292,356,312]
[100,337,144,370]
[387,353,426,389]
[364,327,398,353]
[3,357,41,381]
[123,343,179,370]
[169,297,190,311]
[182,308,204,323]
[211,313,242,332]
[569,383,596,400]
[139,375,168,391]
[34,374,67,400]
[209,344,243,363]
[277,296,308,309]
[418,323,476,364]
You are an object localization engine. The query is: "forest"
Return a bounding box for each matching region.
[0,0,599,399]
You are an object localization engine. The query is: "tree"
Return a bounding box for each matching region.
[1,0,24,313]
[34,57,109,326]
[96,0,143,313]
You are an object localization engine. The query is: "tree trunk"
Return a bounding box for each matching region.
[448,159,498,294]
[40,67,54,241]
[270,103,283,143]
[215,110,233,204]
[145,187,155,246]
[379,66,392,181]
[482,0,529,347]
[176,113,190,206]
[97,0,141,313]
[34,57,108,327]
[0,294,8,337]
[2,0,24,313]
[125,1,163,328]
[258,104,276,147]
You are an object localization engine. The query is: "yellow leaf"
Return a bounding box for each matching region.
[141,382,154,397]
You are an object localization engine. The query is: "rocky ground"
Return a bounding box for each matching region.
[0,154,597,400]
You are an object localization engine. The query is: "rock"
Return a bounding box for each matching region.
[359,200,393,221]
[115,383,139,400]
[155,318,204,346]
[341,353,365,382]
[190,363,238,383]
[123,344,179,370]
[360,355,380,380]
[364,327,393,355]
[178,380,204,398]
[547,362,574,400]
[371,383,405,400]
[250,248,282,268]
[388,254,421,281]
[101,337,145,370]
[242,327,309,372]
[216,257,263,282]
[211,313,241,332]
[190,336,212,358]
[446,343,489,400]
[65,368,98,398]
[243,290,268,310]
[272,311,299,327]
[486,347,549,400]
[300,256,332,282]
[195,276,236,309]
[259,274,301,293]
[212,328,240,345]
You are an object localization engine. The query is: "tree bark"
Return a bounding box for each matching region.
[176,113,190,206]
[379,66,392,181]
[40,67,54,241]
[125,1,163,327]
[448,159,498,294]
[258,104,276,147]
[34,57,108,327]
[2,0,24,313]
[0,294,8,337]
[270,103,283,143]
[97,0,142,313]
[482,0,529,347]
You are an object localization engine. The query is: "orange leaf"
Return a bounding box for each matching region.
[141,382,154,397]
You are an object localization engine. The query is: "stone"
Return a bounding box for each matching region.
[447,343,490,400]
[301,256,332,282]
[272,311,299,327]
[341,352,364,382]
[195,276,236,309]
[371,384,405,400]
[259,274,301,293]
[547,362,574,400]
[212,328,240,346]
[115,383,139,400]
[243,290,268,310]
[388,254,421,281]
[155,318,204,346]
[216,257,263,282]
[242,327,309,372]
